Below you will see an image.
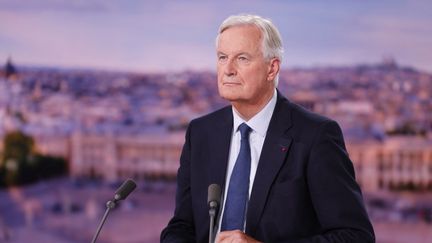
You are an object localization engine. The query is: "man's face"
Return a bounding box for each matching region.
[216,25,276,107]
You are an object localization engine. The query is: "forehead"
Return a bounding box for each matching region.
[217,25,263,54]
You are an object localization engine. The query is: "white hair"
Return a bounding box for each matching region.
[216,14,284,86]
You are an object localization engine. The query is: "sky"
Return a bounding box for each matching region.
[0,0,431,73]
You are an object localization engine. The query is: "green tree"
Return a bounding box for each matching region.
[1,130,35,186]
[0,130,68,187]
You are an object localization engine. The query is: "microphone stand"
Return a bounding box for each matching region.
[90,200,117,243]
[208,202,217,243]
[207,184,221,243]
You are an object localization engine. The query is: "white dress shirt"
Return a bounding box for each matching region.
[217,89,277,232]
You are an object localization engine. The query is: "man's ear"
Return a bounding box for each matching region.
[267,58,280,82]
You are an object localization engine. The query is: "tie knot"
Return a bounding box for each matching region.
[238,123,251,139]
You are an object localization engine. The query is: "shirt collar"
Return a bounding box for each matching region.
[232,89,277,137]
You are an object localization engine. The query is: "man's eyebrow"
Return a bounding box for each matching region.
[237,52,252,57]
[217,51,252,56]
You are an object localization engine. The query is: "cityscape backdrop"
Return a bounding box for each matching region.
[1,1,432,243]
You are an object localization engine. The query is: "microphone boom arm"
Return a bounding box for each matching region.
[90,179,137,243]
[90,200,116,243]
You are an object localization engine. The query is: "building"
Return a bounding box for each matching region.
[65,131,432,193]
[70,131,183,181]
[348,136,432,192]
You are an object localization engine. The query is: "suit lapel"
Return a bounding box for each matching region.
[208,107,233,190]
[246,92,293,235]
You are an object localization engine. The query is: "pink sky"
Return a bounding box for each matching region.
[0,0,431,72]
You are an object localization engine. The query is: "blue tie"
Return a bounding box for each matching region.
[221,123,252,231]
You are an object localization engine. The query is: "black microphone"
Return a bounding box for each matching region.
[91,179,137,243]
[114,179,137,201]
[208,184,221,243]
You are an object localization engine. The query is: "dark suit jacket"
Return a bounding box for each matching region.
[161,92,375,243]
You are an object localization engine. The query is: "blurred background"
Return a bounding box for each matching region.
[1,1,431,242]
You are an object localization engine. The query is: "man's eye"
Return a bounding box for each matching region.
[218,55,227,61]
[238,56,249,62]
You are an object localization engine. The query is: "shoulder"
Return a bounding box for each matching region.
[289,100,332,127]
[277,93,332,126]
[277,94,342,143]
[188,105,232,130]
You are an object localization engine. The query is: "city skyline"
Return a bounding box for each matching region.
[2,53,432,243]
[1,0,431,73]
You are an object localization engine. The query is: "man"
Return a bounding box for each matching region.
[161,14,375,243]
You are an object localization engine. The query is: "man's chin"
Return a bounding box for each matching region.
[219,92,240,102]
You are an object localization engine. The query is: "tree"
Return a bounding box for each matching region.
[0,130,68,187]
[0,130,35,186]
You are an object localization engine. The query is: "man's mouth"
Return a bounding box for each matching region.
[222,81,241,86]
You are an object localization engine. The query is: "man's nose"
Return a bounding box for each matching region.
[224,59,237,77]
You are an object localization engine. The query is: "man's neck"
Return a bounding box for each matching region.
[232,90,275,121]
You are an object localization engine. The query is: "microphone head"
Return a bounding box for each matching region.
[207,184,221,207]
[114,179,137,201]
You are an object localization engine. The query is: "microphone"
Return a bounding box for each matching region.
[114,179,137,201]
[91,179,137,243]
[208,184,221,243]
